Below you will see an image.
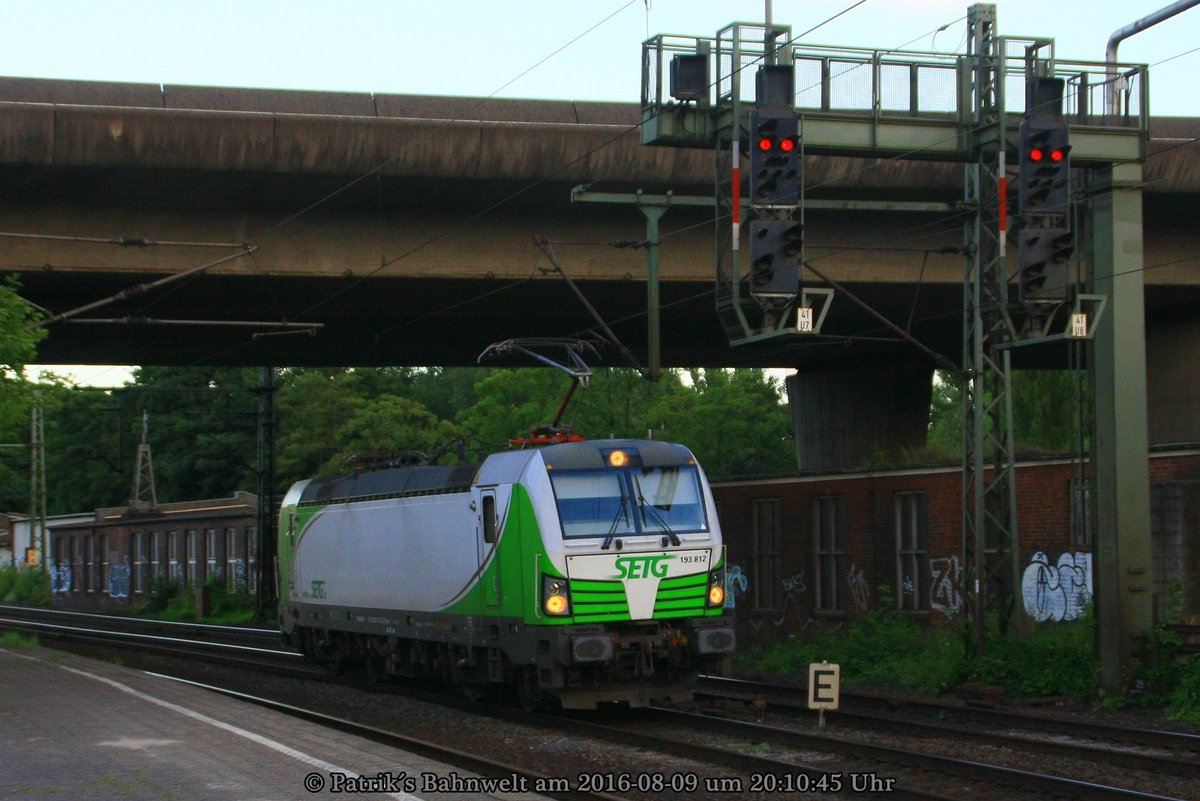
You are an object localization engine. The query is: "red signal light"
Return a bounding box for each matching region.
[779,137,796,153]
[757,137,773,152]
[1029,147,1044,162]
[1049,148,1065,162]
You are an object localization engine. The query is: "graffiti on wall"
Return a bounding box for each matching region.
[1022,551,1092,622]
[724,564,748,609]
[847,564,870,612]
[929,555,962,619]
[51,564,72,594]
[782,572,807,595]
[230,558,248,593]
[107,563,130,598]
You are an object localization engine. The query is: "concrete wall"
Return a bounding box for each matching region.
[786,360,934,471]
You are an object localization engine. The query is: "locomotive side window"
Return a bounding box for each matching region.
[550,466,708,539]
[483,495,497,544]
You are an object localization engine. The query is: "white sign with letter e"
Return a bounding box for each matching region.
[808,661,840,710]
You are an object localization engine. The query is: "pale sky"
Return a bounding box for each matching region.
[10,1,1197,386]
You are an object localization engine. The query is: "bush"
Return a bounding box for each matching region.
[1168,655,1200,724]
[204,578,259,626]
[739,609,968,695]
[0,566,52,607]
[968,617,1097,698]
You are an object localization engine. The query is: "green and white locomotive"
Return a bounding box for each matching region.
[277,438,735,709]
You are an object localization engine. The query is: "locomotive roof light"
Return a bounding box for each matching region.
[608,450,628,468]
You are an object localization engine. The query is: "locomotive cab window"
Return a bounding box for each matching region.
[550,465,707,539]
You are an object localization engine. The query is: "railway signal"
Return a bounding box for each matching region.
[1018,226,1074,302]
[1019,121,1071,216]
[749,110,799,206]
[748,218,803,297]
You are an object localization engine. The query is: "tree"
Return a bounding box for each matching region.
[648,369,794,477]
[123,366,259,503]
[0,277,49,510]
[322,395,462,473]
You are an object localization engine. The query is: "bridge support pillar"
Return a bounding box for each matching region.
[785,359,933,472]
[1091,162,1154,693]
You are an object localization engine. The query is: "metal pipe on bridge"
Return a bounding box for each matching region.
[1106,0,1200,114]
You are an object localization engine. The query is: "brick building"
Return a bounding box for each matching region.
[47,492,260,611]
[711,447,1200,648]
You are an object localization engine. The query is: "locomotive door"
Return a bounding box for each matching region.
[476,488,501,607]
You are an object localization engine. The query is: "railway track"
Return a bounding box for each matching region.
[684,675,1197,799]
[3,607,1194,799]
[696,674,1200,771]
[0,603,311,677]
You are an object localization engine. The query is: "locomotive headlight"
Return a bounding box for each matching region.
[542,576,571,617]
[707,569,726,608]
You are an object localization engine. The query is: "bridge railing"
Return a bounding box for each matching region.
[641,25,1149,151]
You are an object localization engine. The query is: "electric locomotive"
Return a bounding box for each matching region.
[277,438,735,709]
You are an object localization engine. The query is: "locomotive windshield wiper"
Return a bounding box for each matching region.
[601,485,631,550]
[634,476,681,546]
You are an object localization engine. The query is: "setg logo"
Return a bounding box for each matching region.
[614,554,674,579]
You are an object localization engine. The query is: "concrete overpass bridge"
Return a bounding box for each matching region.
[0,76,1197,452]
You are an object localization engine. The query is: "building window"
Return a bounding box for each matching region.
[134,532,147,594]
[53,536,66,593]
[168,531,182,585]
[896,492,929,612]
[99,534,109,595]
[247,526,258,594]
[225,528,240,592]
[206,528,222,583]
[72,537,83,593]
[1070,478,1094,548]
[85,536,96,593]
[151,532,165,583]
[814,495,847,613]
[752,499,783,612]
[186,530,198,587]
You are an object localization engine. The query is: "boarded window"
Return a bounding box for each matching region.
[752,499,783,612]
[895,492,929,612]
[814,496,847,612]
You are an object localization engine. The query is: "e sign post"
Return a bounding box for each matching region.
[808,661,840,728]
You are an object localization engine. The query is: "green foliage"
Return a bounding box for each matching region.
[127,367,260,503]
[3,364,799,516]
[0,567,52,606]
[646,369,794,477]
[1168,656,1200,724]
[1011,369,1088,453]
[968,618,1097,697]
[740,610,969,695]
[926,371,964,456]
[1121,583,1200,722]
[138,577,181,615]
[204,579,265,626]
[0,275,47,375]
[742,611,1116,700]
[1,630,39,648]
[928,368,1085,459]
